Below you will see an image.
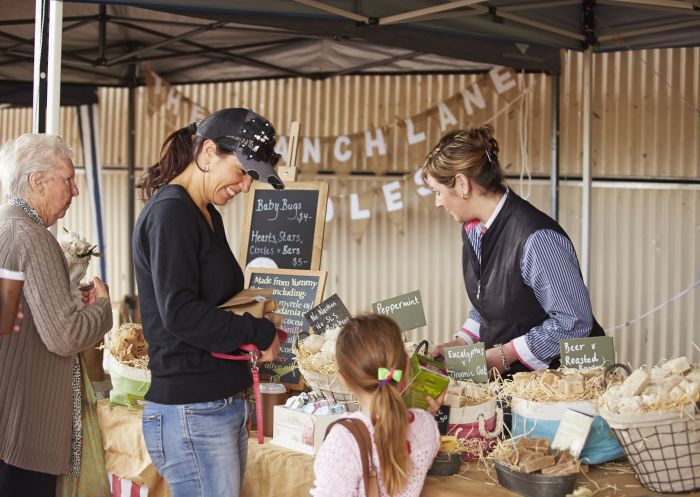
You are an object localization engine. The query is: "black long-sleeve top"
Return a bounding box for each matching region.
[132,184,275,404]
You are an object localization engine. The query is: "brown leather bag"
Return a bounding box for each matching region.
[325,418,380,497]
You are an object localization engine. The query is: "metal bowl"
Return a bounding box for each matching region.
[428,452,462,476]
[494,461,577,497]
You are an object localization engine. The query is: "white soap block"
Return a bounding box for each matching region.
[680,380,700,398]
[620,369,651,397]
[320,339,336,356]
[659,375,683,392]
[303,334,326,354]
[685,370,700,383]
[650,366,671,382]
[324,327,342,341]
[662,357,692,375]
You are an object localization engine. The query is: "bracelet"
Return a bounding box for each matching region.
[496,343,511,373]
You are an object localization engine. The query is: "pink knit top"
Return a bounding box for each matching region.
[310,408,440,497]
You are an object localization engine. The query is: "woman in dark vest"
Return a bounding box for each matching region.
[423,125,604,377]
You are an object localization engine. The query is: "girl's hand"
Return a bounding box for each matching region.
[425,387,447,416]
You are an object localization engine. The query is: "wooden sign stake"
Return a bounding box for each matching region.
[278,121,300,184]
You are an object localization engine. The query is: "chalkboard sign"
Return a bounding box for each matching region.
[372,290,426,332]
[303,294,352,334]
[444,343,489,383]
[246,268,327,388]
[241,182,328,271]
[560,337,615,369]
[435,405,450,435]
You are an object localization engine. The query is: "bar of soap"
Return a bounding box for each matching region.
[620,369,651,397]
[541,371,560,387]
[662,357,691,375]
[558,378,584,395]
[518,455,555,473]
[517,437,550,453]
[541,461,579,476]
[513,372,534,384]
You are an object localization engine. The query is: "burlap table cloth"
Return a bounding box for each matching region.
[242,438,700,497]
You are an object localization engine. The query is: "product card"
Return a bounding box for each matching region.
[372,290,426,332]
[551,409,594,458]
[443,343,488,383]
[304,293,352,334]
[560,336,615,369]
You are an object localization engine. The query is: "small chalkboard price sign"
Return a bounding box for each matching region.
[444,343,489,383]
[560,337,615,369]
[241,182,328,271]
[435,405,451,436]
[372,290,426,332]
[304,294,352,334]
[246,268,327,388]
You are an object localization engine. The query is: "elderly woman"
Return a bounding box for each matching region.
[0,134,112,497]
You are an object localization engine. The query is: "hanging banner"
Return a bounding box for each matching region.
[142,65,521,174]
[349,189,376,243]
[142,65,531,242]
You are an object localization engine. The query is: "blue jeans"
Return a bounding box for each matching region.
[142,396,249,497]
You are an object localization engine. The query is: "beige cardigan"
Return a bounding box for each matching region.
[0,205,112,475]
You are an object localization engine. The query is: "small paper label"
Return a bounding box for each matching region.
[551,409,594,458]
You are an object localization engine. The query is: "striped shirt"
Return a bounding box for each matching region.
[455,191,593,370]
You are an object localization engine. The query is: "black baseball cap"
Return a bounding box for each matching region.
[196,108,285,190]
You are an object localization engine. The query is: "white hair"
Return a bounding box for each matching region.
[0,133,75,198]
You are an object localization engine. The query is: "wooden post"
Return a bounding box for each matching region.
[278,121,300,183]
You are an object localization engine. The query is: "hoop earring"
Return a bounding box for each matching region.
[462,191,469,200]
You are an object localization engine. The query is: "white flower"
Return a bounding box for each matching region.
[59,229,100,285]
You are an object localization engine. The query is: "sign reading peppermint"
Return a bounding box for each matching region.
[372,290,426,332]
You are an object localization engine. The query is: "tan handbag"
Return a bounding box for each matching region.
[325,418,381,497]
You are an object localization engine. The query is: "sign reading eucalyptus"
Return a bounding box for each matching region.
[443,343,488,383]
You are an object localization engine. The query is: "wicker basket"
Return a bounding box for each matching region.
[600,405,700,493]
[299,367,357,403]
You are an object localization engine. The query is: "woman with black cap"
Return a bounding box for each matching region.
[423,125,604,378]
[132,108,285,497]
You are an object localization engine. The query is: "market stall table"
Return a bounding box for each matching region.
[242,437,700,497]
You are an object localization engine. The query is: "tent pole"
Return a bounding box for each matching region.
[550,72,560,221]
[127,64,136,303]
[46,0,63,135]
[581,46,592,286]
[32,0,49,133]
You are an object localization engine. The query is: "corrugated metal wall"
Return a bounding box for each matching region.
[3,47,699,368]
[560,48,700,179]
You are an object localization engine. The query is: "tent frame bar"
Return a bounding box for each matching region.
[292,0,368,23]
[379,0,487,25]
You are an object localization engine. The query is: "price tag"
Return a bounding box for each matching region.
[435,405,451,435]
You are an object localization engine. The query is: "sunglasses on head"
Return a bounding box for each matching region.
[245,169,284,190]
[220,135,281,166]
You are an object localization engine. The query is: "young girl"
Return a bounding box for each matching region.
[311,314,441,497]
